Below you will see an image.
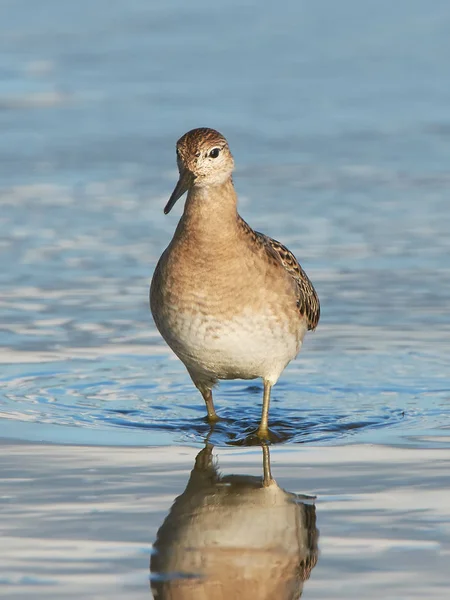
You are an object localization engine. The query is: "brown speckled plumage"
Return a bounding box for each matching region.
[238,216,320,330]
[150,127,320,437]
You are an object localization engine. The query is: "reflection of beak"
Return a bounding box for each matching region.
[164,170,192,214]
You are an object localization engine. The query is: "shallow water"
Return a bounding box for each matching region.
[2,442,450,599]
[2,4,450,597]
[1,0,450,448]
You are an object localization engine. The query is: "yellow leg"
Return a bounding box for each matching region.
[256,380,271,438]
[201,388,220,423]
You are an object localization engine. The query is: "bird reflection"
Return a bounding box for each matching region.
[150,442,319,599]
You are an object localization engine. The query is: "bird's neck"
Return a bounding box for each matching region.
[177,178,239,243]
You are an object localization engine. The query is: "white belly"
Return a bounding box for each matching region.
[156,307,305,385]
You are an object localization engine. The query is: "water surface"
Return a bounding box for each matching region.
[1,0,450,447]
[2,442,449,599]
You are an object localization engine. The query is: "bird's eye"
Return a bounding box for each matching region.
[209,147,220,159]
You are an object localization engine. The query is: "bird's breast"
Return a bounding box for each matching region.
[150,239,305,382]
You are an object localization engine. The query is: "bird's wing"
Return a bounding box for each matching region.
[256,231,320,331]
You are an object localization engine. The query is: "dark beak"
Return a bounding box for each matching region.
[164,170,192,214]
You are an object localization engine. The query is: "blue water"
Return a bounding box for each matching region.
[1,0,450,447]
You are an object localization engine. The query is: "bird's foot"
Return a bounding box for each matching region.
[206,413,221,424]
[256,426,270,440]
[231,427,284,446]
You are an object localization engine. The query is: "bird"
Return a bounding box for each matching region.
[150,127,320,439]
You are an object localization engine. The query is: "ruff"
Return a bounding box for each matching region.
[150,127,320,438]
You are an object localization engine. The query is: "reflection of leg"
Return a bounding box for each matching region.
[261,442,274,487]
[257,380,271,438]
[194,441,214,471]
[204,421,217,446]
[189,442,218,488]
